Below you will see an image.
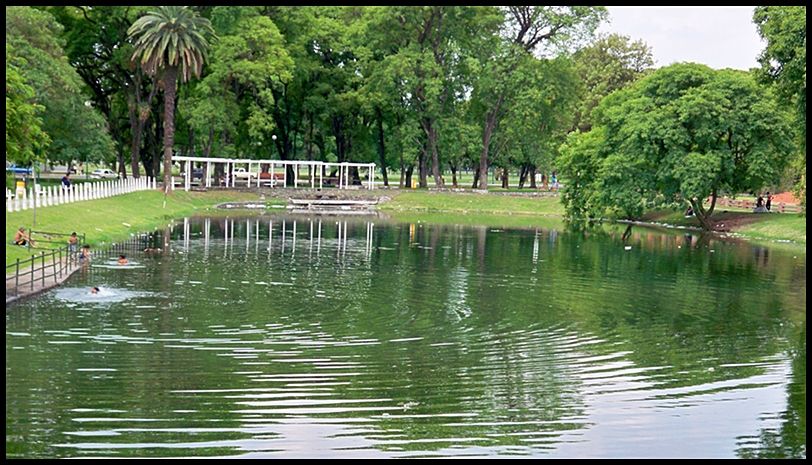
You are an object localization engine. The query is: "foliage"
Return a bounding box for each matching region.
[127,6,215,189]
[571,33,654,132]
[5,45,49,165]
[559,63,794,230]
[5,6,114,165]
[753,6,806,210]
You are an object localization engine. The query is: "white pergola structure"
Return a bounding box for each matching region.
[172,156,376,192]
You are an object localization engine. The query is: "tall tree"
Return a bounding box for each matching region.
[6,44,50,165]
[6,6,114,170]
[128,6,215,191]
[558,63,794,230]
[571,33,653,132]
[473,6,606,189]
[753,6,806,209]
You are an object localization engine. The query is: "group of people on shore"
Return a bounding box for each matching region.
[14,227,134,295]
[754,191,774,213]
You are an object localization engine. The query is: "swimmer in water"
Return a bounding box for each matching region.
[117,255,128,265]
[90,286,100,294]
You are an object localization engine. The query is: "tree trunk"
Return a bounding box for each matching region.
[450,162,458,188]
[518,164,528,188]
[117,151,127,179]
[478,96,503,190]
[376,108,389,187]
[501,167,509,189]
[691,189,718,231]
[405,165,414,188]
[529,166,537,189]
[472,167,480,189]
[129,105,142,179]
[399,162,406,188]
[424,118,443,187]
[418,137,428,188]
[162,66,179,192]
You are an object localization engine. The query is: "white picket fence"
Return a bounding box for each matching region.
[6,177,157,213]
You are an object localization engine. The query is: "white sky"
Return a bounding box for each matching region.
[598,6,766,70]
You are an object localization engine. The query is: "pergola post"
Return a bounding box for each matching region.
[283,162,287,188]
[206,161,212,187]
[270,163,275,188]
[248,162,252,188]
[319,164,323,189]
[185,160,191,191]
[368,164,374,190]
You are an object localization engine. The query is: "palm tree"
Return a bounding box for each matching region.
[127,6,214,192]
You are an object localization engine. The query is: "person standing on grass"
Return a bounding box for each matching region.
[68,232,79,253]
[765,191,772,211]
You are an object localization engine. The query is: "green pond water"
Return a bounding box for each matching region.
[5,215,806,458]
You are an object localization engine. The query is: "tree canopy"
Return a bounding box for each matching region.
[4,5,800,210]
[558,63,793,230]
[6,6,114,167]
[753,6,806,209]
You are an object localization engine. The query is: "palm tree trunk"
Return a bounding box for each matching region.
[162,66,179,193]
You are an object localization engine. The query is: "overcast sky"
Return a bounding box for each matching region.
[598,6,765,70]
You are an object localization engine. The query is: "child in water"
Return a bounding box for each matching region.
[117,255,128,265]
[90,286,100,295]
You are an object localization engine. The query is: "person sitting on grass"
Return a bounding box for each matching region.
[117,254,128,265]
[13,227,33,246]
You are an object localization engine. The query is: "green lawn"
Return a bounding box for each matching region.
[643,208,806,245]
[6,189,268,267]
[381,190,564,217]
[735,213,806,244]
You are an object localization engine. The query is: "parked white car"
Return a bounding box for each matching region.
[91,168,119,179]
[233,167,256,179]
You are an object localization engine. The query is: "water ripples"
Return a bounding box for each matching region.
[5,217,805,458]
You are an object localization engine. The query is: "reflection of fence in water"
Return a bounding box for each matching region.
[185,217,374,262]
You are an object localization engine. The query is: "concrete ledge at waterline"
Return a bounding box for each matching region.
[216,202,269,209]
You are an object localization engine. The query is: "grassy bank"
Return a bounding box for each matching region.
[643,208,806,245]
[380,190,565,216]
[5,189,270,267]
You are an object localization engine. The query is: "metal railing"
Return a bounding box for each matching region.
[29,230,86,251]
[6,233,151,300]
[6,244,79,299]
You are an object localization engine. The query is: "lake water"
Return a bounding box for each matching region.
[5,215,806,458]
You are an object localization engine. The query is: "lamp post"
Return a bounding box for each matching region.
[271,134,279,186]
